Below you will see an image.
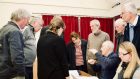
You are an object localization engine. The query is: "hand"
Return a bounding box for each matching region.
[57,27,64,36]
[89,49,98,54]
[88,59,96,65]
[65,76,69,79]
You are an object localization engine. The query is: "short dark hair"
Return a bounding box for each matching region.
[70,32,81,40]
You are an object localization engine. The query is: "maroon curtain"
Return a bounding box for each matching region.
[80,17,114,41]
[62,16,78,44]
[42,15,78,44]
[42,15,114,43]
[80,17,93,40]
[42,15,53,27]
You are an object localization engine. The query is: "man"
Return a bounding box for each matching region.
[23,16,43,79]
[0,9,30,79]
[67,32,87,72]
[88,41,120,79]
[86,19,110,75]
[121,2,140,58]
[114,18,127,53]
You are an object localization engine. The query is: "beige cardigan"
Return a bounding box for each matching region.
[113,62,140,79]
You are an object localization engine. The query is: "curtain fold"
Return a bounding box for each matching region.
[42,15,78,44]
[42,15,114,44]
[42,15,53,27]
[62,16,78,44]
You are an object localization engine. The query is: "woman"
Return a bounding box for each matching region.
[37,16,69,79]
[114,18,126,53]
[67,32,87,72]
[114,41,140,79]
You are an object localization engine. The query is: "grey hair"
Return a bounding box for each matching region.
[123,2,137,15]
[11,9,31,21]
[90,19,100,27]
[29,16,43,25]
[115,18,127,27]
[103,40,114,50]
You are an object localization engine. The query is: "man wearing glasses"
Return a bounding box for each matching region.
[121,2,140,58]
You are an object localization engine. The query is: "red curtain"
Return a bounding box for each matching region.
[42,15,53,27]
[80,17,114,41]
[42,15,78,44]
[42,15,114,43]
[80,17,93,40]
[62,16,78,44]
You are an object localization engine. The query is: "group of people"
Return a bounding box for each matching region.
[0,1,140,79]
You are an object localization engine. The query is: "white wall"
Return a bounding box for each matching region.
[0,0,112,28]
[110,0,140,17]
[0,0,140,28]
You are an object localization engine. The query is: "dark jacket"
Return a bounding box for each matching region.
[40,26,49,36]
[37,31,69,79]
[66,40,87,72]
[92,52,120,79]
[124,16,140,58]
[115,33,124,54]
[0,21,25,78]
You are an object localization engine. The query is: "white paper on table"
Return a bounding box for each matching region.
[71,75,98,79]
[69,70,80,79]
[78,76,98,79]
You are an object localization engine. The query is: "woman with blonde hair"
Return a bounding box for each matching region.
[114,41,140,79]
[37,16,69,79]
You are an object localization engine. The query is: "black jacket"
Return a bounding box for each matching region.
[37,31,69,79]
[66,40,87,72]
[124,16,140,58]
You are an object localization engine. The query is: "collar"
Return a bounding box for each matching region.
[12,21,22,31]
[28,24,35,32]
[92,30,101,36]
[105,51,113,57]
[130,15,138,26]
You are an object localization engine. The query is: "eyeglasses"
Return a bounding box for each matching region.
[119,52,130,56]
[122,52,129,55]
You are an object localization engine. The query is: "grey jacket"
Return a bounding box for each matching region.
[23,25,36,67]
[0,21,25,78]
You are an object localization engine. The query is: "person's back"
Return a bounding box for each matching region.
[37,16,69,79]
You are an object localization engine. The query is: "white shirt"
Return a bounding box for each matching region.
[34,28,42,47]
